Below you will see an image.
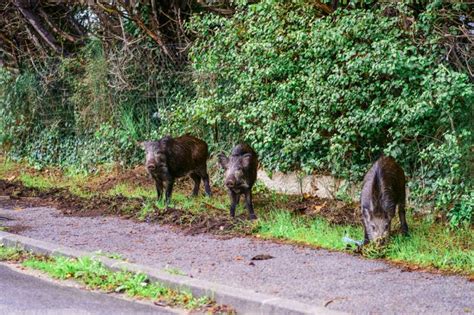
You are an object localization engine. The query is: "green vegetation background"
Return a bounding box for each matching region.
[0,1,472,225]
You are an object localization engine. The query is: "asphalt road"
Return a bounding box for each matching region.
[0,263,180,315]
[1,202,473,314]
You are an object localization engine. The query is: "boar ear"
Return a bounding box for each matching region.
[138,141,146,149]
[241,153,253,168]
[217,153,229,169]
[160,136,173,147]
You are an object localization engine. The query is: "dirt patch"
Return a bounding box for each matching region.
[287,197,360,225]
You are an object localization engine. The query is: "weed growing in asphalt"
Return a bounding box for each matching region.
[0,245,24,261]
[93,250,125,260]
[164,266,186,276]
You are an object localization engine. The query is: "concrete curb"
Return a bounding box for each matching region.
[0,231,345,315]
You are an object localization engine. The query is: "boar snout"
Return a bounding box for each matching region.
[146,163,156,171]
[225,178,235,188]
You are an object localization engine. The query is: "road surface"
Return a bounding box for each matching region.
[1,202,473,314]
[0,263,180,314]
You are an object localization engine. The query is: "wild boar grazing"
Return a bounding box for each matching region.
[360,156,408,244]
[141,135,212,205]
[218,144,258,220]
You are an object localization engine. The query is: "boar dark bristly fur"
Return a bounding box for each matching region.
[360,156,408,244]
[141,135,212,205]
[218,144,258,220]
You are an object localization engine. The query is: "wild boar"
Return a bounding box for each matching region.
[141,135,212,205]
[360,156,408,244]
[218,144,258,220]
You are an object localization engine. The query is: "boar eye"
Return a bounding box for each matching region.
[370,224,376,230]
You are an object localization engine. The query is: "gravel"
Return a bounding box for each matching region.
[1,202,472,314]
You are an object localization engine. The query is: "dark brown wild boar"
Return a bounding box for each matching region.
[141,135,211,205]
[360,156,408,244]
[218,144,258,220]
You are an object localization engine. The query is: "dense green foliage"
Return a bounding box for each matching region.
[0,1,472,224]
[186,2,473,224]
[0,39,193,170]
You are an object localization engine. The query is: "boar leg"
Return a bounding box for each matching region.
[155,180,163,201]
[202,173,212,197]
[165,178,175,206]
[190,173,201,196]
[229,191,240,218]
[363,223,370,244]
[398,203,409,235]
[244,191,257,220]
[197,166,212,197]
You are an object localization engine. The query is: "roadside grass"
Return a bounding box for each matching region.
[93,250,125,261]
[257,211,474,274]
[108,183,155,199]
[0,246,220,311]
[138,192,232,220]
[23,256,210,309]
[256,210,364,250]
[164,266,187,276]
[1,158,473,276]
[0,245,24,261]
[384,220,473,274]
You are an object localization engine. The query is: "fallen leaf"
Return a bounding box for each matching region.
[251,254,274,261]
[234,256,243,261]
[313,204,323,212]
[154,301,167,307]
[324,297,347,307]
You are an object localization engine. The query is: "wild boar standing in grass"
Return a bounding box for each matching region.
[141,135,212,205]
[360,155,408,244]
[218,144,258,220]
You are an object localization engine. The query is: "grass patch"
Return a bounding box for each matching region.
[22,256,211,310]
[257,210,363,250]
[0,245,25,261]
[108,183,155,199]
[0,245,224,311]
[19,174,56,190]
[383,220,473,273]
[257,211,474,274]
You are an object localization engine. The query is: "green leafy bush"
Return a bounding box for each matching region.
[185,1,473,223]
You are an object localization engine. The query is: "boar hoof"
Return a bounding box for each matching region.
[249,214,257,220]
